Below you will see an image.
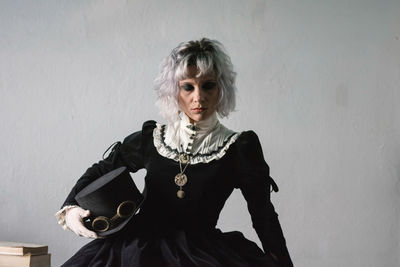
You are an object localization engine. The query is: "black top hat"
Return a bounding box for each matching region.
[75,166,144,237]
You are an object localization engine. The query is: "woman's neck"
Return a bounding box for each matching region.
[181,112,218,130]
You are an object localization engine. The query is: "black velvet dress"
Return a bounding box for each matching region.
[61,121,293,267]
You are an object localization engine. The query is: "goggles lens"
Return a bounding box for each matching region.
[92,200,136,232]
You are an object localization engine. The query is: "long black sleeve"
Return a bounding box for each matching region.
[236,131,293,267]
[61,121,155,208]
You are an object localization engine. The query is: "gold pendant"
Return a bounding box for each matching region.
[177,190,185,198]
[174,173,188,187]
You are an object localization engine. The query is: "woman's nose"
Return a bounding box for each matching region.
[193,87,204,102]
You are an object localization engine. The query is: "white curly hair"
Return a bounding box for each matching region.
[154,38,237,122]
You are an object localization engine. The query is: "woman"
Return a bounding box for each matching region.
[56,38,293,267]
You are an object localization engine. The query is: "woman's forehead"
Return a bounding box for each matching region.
[181,65,216,79]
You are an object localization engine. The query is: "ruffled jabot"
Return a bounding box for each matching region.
[153,113,240,164]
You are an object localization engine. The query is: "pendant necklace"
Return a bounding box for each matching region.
[175,152,190,198]
[174,125,196,199]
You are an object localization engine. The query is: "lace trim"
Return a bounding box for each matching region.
[153,123,240,164]
[55,205,78,231]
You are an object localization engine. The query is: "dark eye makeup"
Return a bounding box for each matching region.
[180,81,217,92]
[202,81,217,90]
[181,84,194,91]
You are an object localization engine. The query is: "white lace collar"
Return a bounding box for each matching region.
[153,113,240,164]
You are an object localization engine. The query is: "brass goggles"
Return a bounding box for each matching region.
[92,200,136,232]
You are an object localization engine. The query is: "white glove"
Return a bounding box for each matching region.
[65,206,98,239]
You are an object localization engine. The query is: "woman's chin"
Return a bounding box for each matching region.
[188,113,209,123]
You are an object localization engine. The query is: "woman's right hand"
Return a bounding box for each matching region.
[65,206,98,239]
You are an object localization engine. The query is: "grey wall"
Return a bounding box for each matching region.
[1,0,399,266]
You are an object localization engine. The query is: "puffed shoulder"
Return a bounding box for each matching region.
[107,120,157,171]
[142,120,157,134]
[235,130,279,192]
[235,130,268,167]
[122,120,157,145]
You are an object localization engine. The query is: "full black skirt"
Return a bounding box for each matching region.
[62,229,278,267]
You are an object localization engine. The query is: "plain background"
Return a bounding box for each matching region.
[1,0,399,266]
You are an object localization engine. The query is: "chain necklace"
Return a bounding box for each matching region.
[174,125,196,199]
[175,152,190,198]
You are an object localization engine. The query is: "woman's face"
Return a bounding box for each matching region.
[178,66,219,124]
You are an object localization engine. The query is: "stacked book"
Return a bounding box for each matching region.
[0,242,50,267]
